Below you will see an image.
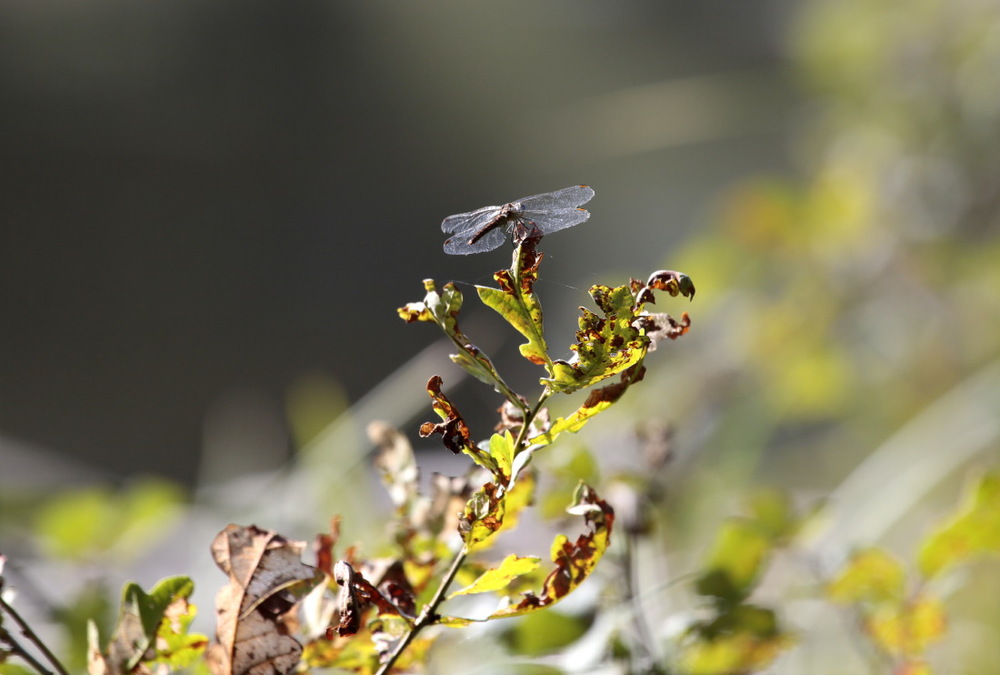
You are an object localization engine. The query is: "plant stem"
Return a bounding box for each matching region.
[0,596,71,675]
[375,546,469,675]
[514,391,550,453]
[0,627,54,675]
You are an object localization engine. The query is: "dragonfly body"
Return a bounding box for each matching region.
[441,185,594,255]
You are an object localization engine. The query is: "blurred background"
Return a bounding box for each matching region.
[2,0,999,673]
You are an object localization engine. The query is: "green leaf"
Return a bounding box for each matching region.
[918,472,1000,579]
[96,576,205,673]
[487,483,614,619]
[460,483,507,553]
[34,479,183,562]
[488,432,516,486]
[529,365,645,449]
[695,518,772,605]
[745,488,796,540]
[449,554,542,598]
[827,548,905,605]
[679,628,793,675]
[399,279,518,400]
[541,284,649,395]
[477,240,552,369]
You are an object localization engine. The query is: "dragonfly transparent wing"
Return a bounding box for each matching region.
[441,205,501,234]
[443,223,508,255]
[517,185,595,212]
[521,206,591,234]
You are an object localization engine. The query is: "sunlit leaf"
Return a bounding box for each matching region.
[918,472,1000,579]
[207,525,324,675]
[678,630,793,675]
[529,365,645,448]
[501,468,536,534]
[477,242,552,368]
[153,594,209,669]
[449,554,541,598]
[827,548,905,605]
[487,483,614,619]
[542,284,649,395]
[488,432,516,486]
[460,483,507,553]
[866,595,947,658]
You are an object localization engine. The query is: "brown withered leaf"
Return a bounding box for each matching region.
[314,516,341,577]
[332,561,415,637]
[418,375,476,456]
[206,524,324,675]
[632,311,691,350]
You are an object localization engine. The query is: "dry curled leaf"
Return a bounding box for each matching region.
[206,524,323,675]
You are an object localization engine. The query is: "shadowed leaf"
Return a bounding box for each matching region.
[88,576,206,675]
[696,518,773,606]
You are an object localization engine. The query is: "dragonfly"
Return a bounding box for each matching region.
[441,185,595,255]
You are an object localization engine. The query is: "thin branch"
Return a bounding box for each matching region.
[375,547,468,675]
[0,626,55,675]
[0,596,71,675]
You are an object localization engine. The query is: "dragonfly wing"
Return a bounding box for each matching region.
[522,206,591,234]
[441,205,500,234]
[444,225,507,255]
[517,185,595,211]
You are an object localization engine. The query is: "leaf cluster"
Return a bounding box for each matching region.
[825,472,1000,674]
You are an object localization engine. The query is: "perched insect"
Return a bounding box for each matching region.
[441,185,595,255]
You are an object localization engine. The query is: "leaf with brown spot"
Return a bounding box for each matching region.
[486,483,614,619]
[542,284,649,394]
[477,238,553,369]
[530,364,646,448]
[459,482,507,553]
[206,524,324,675]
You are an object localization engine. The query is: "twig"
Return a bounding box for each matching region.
[0,626,55,675]
[0,596,71,675]
[622,531,664,674]
[375,547,468,675]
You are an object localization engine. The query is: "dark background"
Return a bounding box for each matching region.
[1,1,794,485]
